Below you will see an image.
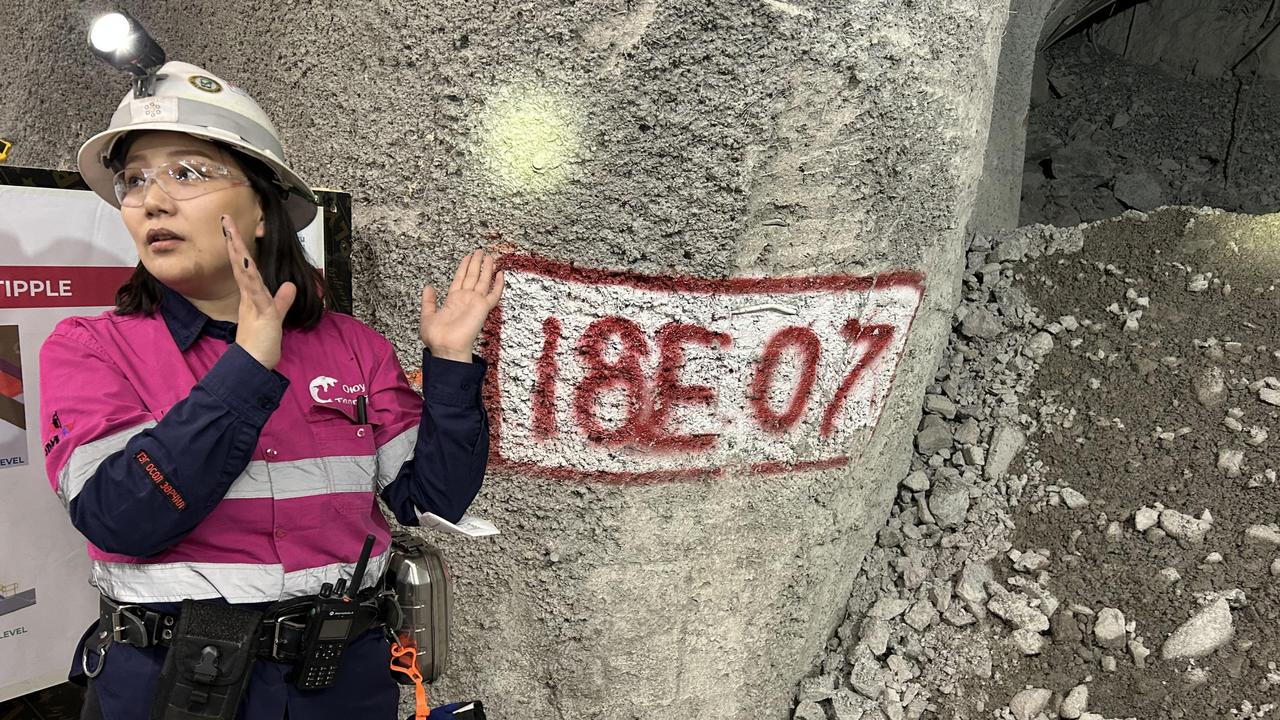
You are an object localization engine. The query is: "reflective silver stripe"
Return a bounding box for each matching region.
[58,423,373,504]
[90,550,390,604]
[375,426,417,491]
[58,421,156,506]
[223,455,377,500]
[109,97,285,163]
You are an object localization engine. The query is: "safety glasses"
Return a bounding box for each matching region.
[112,159,249,206]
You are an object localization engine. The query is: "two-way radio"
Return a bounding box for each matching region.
[294,533,376,690]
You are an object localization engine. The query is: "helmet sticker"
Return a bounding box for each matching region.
[129,96,178,123]
[188,75,223,93]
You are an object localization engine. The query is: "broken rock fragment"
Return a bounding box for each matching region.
[847,645,888,700]
[928,476,970,529]
[1244,524,1280,547]
[1193,366,1226,407]
[1217,448,1245,478]
[1022,331,1055,360]
[988,589,1050,633]
[1159,508,1213,545]
[955,418,981,445]
[960,308,1004,339]
[903,600,937,632]
[901,470,930,492]
[878,525,904,548]
[1134,507,1160,532]
[923,393,957,419]
[1060,487,1089,509]
[1104,521,1123,543]
[867,597,910,621]
[1010,628,1046,656]
[986,425,1026,480]
[1129,639,1151,668]
[1161,598,1234,660]
[954,561,992,623]
[1060,684,1089,719]
[1007,576,1058,619]
[916,415,953,454]
[793,700,825,720]
[859,619,890,657]
[1051,609,1082,645]
[1093,607,1126,649]
[1012,549,1050,573]
[1008,688,1052,720]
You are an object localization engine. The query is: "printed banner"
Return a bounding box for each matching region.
[0,168,336,702]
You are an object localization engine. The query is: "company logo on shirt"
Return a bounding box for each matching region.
[309,376,365,405]
[43,411,73,456]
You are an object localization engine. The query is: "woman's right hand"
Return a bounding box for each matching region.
[224,215,296,370]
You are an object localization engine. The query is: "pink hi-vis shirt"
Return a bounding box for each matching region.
[39,288,488,604]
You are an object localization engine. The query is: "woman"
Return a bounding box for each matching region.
[39,60,501,719]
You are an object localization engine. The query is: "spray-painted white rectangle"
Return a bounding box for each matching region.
[484,256,924,482]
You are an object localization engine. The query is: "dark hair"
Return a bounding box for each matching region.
[110,135,328,329]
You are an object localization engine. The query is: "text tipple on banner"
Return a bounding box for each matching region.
[485,255,925,483]
[0,266,135,309]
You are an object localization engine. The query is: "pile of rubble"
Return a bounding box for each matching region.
[791,207,1280,719]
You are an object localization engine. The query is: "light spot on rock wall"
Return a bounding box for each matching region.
[476,86,580,195]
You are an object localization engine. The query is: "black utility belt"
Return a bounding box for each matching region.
[100,593,388,664]
[89,536,396,716]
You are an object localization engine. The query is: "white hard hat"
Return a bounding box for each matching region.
[77,61,318,233]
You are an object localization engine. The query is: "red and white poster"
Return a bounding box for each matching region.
[0,178,322,701]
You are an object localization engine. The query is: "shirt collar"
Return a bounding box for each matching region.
[160,285,238,350]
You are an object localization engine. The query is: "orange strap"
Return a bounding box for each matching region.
[389,638,430,720]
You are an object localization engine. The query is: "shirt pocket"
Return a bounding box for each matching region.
[305,404,378,516]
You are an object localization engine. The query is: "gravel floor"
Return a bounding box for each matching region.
[791,207,1280,720]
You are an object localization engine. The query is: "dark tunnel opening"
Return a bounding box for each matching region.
[1021,0,1280,226]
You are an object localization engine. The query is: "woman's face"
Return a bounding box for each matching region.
[119,131,264,299]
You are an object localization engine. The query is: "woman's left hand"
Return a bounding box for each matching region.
[420,250,505,363]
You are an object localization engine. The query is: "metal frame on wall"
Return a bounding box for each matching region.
[315,189,353,315]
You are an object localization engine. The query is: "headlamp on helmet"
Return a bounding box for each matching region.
[89,11,166,98]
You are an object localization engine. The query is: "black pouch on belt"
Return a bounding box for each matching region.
[149,600,264,720]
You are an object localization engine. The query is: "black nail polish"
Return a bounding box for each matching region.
[243,258,250,269]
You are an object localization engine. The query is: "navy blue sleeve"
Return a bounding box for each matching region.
[379,350,489,525]
[66,344,287,557]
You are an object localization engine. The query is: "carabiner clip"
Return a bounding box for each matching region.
[389,638,429,720]
[81,631,110,679]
